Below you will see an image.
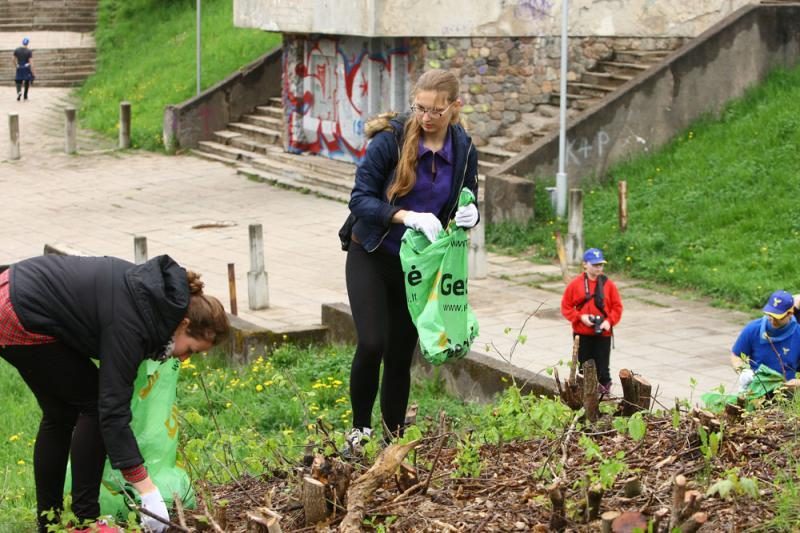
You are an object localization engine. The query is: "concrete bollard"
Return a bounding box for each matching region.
[8,113,20,160]
[119,101,131,149]
[64,107,77,154]
[133,236,148,265]
[247,224,270,310]
[566,188,584,265]
[468,204,488,279]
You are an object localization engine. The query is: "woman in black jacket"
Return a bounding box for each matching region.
[0,254,229,532]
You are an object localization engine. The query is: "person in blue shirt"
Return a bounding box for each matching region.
[730,290,800,392]
[342,69,479,452]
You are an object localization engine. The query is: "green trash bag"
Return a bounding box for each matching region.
[66,358,195,523]
[400,187,480,365]
[701,364,788,412]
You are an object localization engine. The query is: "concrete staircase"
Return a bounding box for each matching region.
[0,46,95,86]
[191,97,355,203]
[477,45,681,172]
[0,0,97,32]
[0,0,98,87]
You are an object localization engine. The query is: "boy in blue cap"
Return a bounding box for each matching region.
[561,247,623,394]
[731,289,800,392]
[13,37,35,101]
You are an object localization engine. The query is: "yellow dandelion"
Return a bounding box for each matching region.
[17,460,25,465]
[9,435,19,442]
[255,384,264,392]
[225,402,232,409]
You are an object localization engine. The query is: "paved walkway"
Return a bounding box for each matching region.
[0,88,753,405]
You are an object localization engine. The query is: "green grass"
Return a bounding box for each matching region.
[488,64,800,311]
[0,362,40,529]
[78,0,281,151]
[0,343,479,527]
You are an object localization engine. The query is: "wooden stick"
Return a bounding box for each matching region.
[340,440,419,532]
[547,480,567,531]
[680,511,708,532]
[173,492,187,529]
[554,230,571,283]
[227,262,238,315]
[671,474,688,529]
[618,180,628,232]
[583,359,600,422]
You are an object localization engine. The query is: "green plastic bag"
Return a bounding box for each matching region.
[400,188,479,365]
[66,358,195,522]
[701,364,788,412]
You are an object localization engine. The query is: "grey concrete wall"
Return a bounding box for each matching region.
[321,303,556,403]
[235,0,750,38]
[487,4,800,222]
[163,47,282,152]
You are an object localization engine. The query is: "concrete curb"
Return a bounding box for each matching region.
[321,303,557,403]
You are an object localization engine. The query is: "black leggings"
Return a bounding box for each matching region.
[346,243,418,435]
[15,80,30,98]
[0,343,106,532]
[577,334,612,385]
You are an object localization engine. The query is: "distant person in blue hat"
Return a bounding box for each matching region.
[561,247,623,395]
[13,37,35,101]
[731,289,800,392]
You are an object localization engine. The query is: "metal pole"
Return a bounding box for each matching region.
[196,0,201,95]
[556,0,569,219]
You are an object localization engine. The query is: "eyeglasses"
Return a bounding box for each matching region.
[410,101,454,119]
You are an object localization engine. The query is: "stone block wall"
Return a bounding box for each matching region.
[410,35,686,146]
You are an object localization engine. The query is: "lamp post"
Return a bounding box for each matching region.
[196,0,201,95]
[555,0,569,218]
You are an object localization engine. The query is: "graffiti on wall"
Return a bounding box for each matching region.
[501,0,553,20]
[283,36,409,163]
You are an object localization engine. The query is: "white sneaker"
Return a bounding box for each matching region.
[346,427,372,456]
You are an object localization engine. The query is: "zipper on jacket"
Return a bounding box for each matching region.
[446,142,474,222]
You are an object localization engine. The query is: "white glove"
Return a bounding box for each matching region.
[140,489,169,532]
[737,367,755,393]
[455,203,479,228]
[404,211,443,243]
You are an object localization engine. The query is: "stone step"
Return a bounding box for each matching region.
[580,71,633,88]
[190,148,238,166]
[254,105,283,120]
[565,82,617,98]
[196,140,259,163]
[267,96,282,107]
[477,144,517,164]
[269,150,357,180]
[228,122,281,145]
[211,130,242,145]
[478,158,499,174]
[237,165,350,204]
[0,22,96,31]
[250,156,354,194]
[595,60,650,77]
[228,134,282,156]
[573,96,604,112]
[240,113,282,130]
[614,49,671,64]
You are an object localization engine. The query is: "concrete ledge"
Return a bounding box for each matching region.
[163,46,282,152]
[484,173,536,224]
[321,303,557,403]
[226,313,329,366]
[43,242,91,256]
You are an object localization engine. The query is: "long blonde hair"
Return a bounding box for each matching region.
[387,69,461,201]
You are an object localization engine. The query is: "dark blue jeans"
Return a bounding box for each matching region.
[577,334,612,385]
[0,342,105,532]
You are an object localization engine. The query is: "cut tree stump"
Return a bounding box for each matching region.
[339,440,419,533]
[619,369,652,415]
[303,476,328,525]
[247,507,283,533]
[611,511,648,532]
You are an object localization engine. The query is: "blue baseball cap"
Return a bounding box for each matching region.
[22,37,29,45]
[583,248,606,265]
[763,290,794,318]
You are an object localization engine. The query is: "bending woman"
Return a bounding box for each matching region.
[344,69,479,449]
[0,254,229,532]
